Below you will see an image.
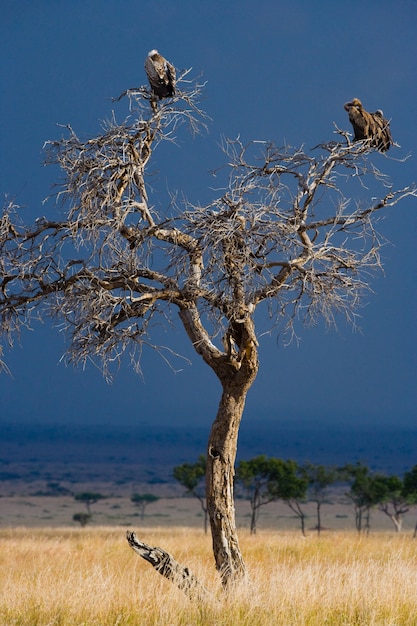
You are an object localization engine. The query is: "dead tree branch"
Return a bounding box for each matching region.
[126,531,211,600]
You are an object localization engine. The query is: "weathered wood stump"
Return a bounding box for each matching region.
[126,531,211,600]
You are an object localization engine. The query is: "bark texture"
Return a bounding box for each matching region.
[179,308,259,584]
[206,383,251,584]
[126,531,211,600]
[207,322,259,584]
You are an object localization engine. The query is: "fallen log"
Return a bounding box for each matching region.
[126,531,211,600]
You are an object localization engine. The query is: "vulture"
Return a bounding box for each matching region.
[144,49,176,109]
[344,98,392,152]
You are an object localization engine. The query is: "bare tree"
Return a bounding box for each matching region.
[1,77,415,588]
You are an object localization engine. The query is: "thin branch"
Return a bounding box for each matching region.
[1,88,415,375]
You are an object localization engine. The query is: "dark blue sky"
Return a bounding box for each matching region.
[1,1,416,432]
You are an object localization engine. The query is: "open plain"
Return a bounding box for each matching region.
[2,422,417,623]
[2,526,417,625]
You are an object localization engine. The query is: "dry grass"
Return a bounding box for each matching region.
[1,526,416,625]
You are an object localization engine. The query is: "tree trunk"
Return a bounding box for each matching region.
[287,500,306,537]
[355,506,361,532]
[390,514,402,532]
[301,513,306,537]
[206,374,256,585]
[365,507,371,535]
[178,308,259,586]
[379,504,408,533]
[317,502,321,536]
[250,500,258,535]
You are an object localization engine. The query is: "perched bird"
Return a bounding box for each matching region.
[344,98,392,152]
[144,49,176,111]
[371,109,393,152]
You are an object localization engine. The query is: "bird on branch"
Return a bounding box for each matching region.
[344,98,392,152]
[144,49,176,112]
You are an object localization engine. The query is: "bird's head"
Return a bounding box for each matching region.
[148,49,159,57]
[344,97,363,112]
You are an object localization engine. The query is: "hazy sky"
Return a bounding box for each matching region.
[1,0,416,433]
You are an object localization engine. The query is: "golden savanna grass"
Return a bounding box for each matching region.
[1,526,417,625]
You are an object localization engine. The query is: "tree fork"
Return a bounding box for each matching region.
[206,323,259,585]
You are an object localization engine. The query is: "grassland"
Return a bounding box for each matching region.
[1,526,417,625]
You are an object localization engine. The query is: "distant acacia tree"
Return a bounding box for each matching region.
[346,470,414,533]
[343,464,376,533]
[342,464,403,534]
[1,75,415,590]
[301,463,340,535]
[237,456,309,535]
[74,492,106,515]
[268,459,309,536]
[375,475,413,533]
[131,493,159,520]
[173,455,208,533]
[236,455,279,534]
